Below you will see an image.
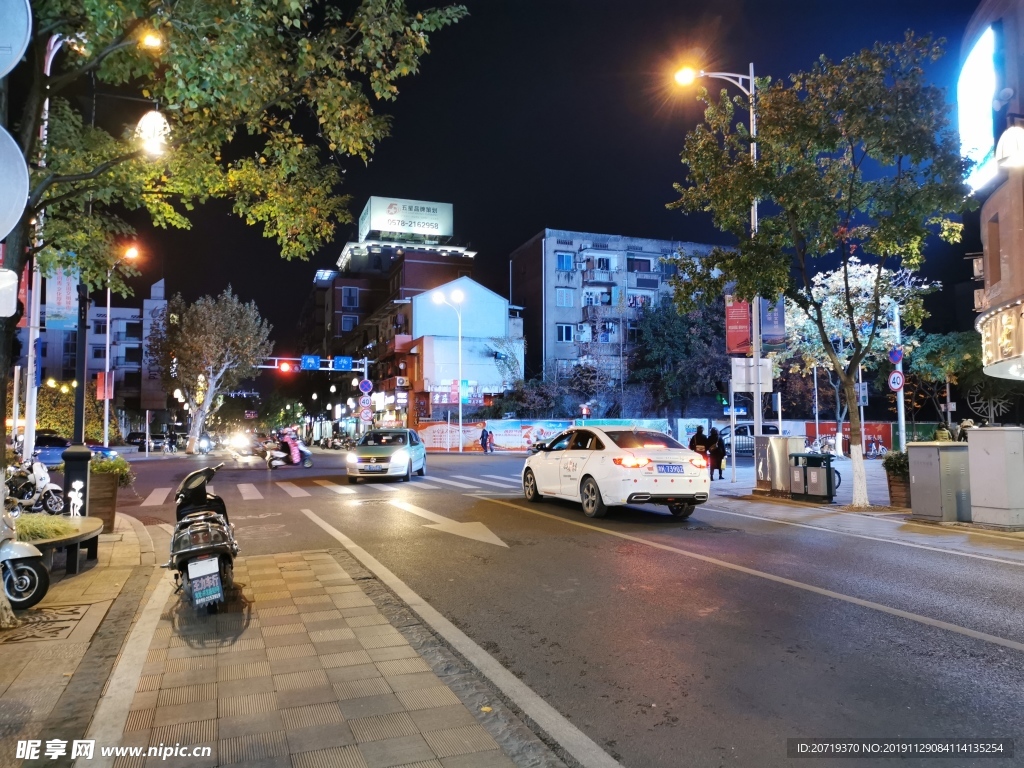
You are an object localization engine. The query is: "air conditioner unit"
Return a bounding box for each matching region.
[576,323,586,331]
[973,257,985,280]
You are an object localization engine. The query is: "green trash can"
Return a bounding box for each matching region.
[789,453,836,503]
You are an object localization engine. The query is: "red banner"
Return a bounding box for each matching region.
[725,295,751,354]
[96,372,114,401]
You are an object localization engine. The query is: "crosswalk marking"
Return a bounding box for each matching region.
[314,480,357,495]
[484,474,522,486]
[238,483,263,500]
[411,482,440,490]
[429,477,480,490]
[276,482,311,498]
[452,475,517,488]
[141,488,172,507]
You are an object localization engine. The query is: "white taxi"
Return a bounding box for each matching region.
[521,427,710,519]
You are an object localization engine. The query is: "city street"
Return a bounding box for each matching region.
[116,448,1024,768]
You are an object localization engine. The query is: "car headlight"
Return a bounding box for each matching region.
[392,449,409,464]
[230,434,248,448]
[346,452,358,464]
[199,439,209,449]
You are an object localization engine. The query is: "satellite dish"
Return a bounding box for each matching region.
[0,0,32,80]
[0,126,29,242]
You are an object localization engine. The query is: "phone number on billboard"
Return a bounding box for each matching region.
[385,219,439,230]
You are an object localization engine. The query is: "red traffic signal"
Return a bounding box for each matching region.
[279,361,292,372]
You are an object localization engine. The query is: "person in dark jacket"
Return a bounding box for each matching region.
[708,427,726,480]
[480,428,490,453]
[688,426,710,469]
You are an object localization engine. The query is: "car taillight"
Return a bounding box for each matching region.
[690,457,707,469]
[613,456,651,468]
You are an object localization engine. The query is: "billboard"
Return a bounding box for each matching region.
[358,196,453,242]
[760,297,786,353]
[724,294,751,354]
[959,26,999,192]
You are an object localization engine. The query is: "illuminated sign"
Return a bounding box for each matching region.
[358,196,453,242]
[959,27,998,192]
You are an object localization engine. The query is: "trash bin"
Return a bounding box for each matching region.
[908,442,970,523]
[789,453,836,503]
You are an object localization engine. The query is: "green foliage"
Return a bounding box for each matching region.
[7,381,121,443]
[90,455,136,488]
[632,299,729,410]
[882,450,909,479]
[567,364,602,402]
[908,332,983,386]
[15,514,77,542]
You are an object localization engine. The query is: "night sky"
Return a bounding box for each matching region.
[123,0,982,352]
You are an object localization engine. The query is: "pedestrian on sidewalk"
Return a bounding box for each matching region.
[689,425,710,469]
[957,418,975,442]
[480,427,490,453]
[933,423,953,441]
[708,427,726,480]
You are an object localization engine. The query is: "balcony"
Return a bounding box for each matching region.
[582,305,606,322]
[583,269,617,284]
[627,272,660,290]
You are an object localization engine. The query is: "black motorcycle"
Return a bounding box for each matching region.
[164,464,238,613]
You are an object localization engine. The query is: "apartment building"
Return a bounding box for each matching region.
[509,228,713,381]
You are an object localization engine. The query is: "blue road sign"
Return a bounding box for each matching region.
[332,356,353,371]
[888,347,903,365]
[359,379,373,394]
[724,407,747,416]
[300,355,320,371]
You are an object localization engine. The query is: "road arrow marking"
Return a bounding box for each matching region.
[390,500,507,547]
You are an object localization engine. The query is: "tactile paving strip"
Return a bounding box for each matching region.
[164,656,217,673]
[219,730,288,764]
[321,650,373,669]
[422,724,499,758]
[302,610,345,624]
[266,643,316,661]
[123,708,154,732]
[151,718,217,745]
[308,627,355,642]
[274,669,330,690]
[396,686,462,711]
[291,745,367,768]
[217,661,272,681]
[375,658,431,677]
[262,623,305,636]
[280,701,345,731]
[348,711,418,742]
[218,692,278,718]
[136,675,161,693]
[157,683,217,707]
[333,677,392,701]
[257,605,299,618]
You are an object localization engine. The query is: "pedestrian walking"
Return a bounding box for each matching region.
[933,423,952,442]
[167,431,179,453]
[708,427,726,480]
[957,418,975,442]
[688,425,710,468]
[480,427,489,453]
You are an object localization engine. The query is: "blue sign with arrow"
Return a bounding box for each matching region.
[332,356,353,371]
[300,355,321,371]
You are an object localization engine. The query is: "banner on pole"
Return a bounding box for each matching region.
[725,295,751,355]
[44,267,78,331]
[760,297,787,353]
[96,372,113,401]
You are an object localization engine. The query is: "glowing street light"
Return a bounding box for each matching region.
[674,67,697,86]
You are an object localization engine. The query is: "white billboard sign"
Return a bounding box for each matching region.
[730,357,774,393]
[358,196,453,242]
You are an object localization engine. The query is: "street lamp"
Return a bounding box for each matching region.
[102,245,139,447]
[432,288,465,452]
[675,62,764,452]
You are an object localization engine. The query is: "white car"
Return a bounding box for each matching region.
[521,427,710,519]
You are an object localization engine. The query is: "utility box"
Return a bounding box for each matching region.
[755,436,807,496]
[966,427,1024,530]
[908,442,970,523]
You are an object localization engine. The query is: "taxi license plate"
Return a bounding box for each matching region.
[363,465,385,472]
[656,464,685,474]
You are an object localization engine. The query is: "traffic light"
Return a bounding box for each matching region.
[716,393,728,406]
[279,361,293,373]
[714,380,728,405]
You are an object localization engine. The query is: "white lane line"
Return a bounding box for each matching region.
[484,474,522,485]
[238,483,263,500]
[140,488,171,507]
[77,572,175,768]
[277,481,311,498]
[702,505,1024,568]
[482,497,1024,655]
[506,474,521,480]
[411,482,441,490]
[300,509,622,768]
[452,475,518,488]
[430,477,481,490]
[314,479,357,495]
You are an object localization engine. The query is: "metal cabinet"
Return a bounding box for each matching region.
[908,442,970,522]
[966,427,1024,530]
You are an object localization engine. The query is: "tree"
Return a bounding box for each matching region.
[6,380,119,442]
[149,289,272,450]
[669,34,969,506]
[631,299,730,414]
[0,0,466,450]
[907,332,982,423]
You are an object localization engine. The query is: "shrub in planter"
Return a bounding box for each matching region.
[882,450,911,508]
[89,456,136,533]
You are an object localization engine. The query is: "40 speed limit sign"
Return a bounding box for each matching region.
[888,370,905,392]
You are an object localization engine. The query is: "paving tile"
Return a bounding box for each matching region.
[130,690,159,711]
[332,594,375,610]
[137,674,161,693]
[164,655,217,673]
[315,639,366,655]
[253,590,292,601]
[345,614,389,628]
[151,718,217,744]
[274,668,331,690]
[157,682,217,707]
[395,687,461,712]
[357,634,409,650]
[267,643,317,661]
[367,647,419,663]
[214,675,275,699]
[270,656,324,675]
[383,673,444,693]
[408,706,477,733]
[337,694,406,721]
[324,584,361,594]
[291,586,328,598]
[348,712,418,743]
[215,647,268,665]
[439,752,515,768]
[219,755,291,768]
[322,651,374,669]
[217,660,272,681]
[291,745,367,768]
[264,632,312,649]
[215,637,266,653]
[275,686,338,710]
[327,664,383,684]
[357,734,434,768]
[253,597,297,610]
[302,610,345,625]
[304,619,350,634]
[152,699,218,728]
[374,659,430,677]
[286,722,357,753]
[166,645,217,661]
[340,607,380,619]
[352,625,403,640]
[262,622,306,637]
[218,691,278,718]
[218,729,289,764]
[219,709,285,741]
[124,708,154,732]
[261,612,307,627]
[334,677,393,701]
[421,725,499,759]
[280,701,345,731]
[295,595,334,606]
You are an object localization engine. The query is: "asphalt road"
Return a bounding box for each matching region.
[122,449,1024,768]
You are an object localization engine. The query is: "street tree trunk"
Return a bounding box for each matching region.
[841,376,869,507]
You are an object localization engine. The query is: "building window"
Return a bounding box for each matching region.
[555,252,573,272]
[556,288,574,307]
[627,257,651,273]
[92,347,104,359]
[125,322,142,339]
[342,287,359,308]
[627,322,640,344]
[40,343,47,356]
[556,324,574,343]
[584,293,596,306]
[93,321,107,335]
[597,257,610,271]
[125,347,143,364]
[341,314,358,333]
[987,216,1001,286]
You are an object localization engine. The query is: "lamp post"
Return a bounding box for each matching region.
[432,288,465,452]
[102,246,139,446]
[676,63,763,445]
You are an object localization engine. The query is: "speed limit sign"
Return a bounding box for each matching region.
[888,370,905,392]
[359,395,372,408]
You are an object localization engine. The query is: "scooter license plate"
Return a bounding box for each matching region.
[188,558,223,606]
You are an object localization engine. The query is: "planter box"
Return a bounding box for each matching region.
[886,473,911,509]
[90,473,119,533]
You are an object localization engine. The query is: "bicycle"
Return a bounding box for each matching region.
[865,437,888,458]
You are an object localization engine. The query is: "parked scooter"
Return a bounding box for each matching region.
[0,488,50,609]
[266,437,313,469]
[6,460,65,514]
[164,464,238,613]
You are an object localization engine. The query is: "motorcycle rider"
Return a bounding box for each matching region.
[279,431,301,465]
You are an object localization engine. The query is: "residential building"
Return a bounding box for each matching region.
[963,0,1024,379]
[509,228,713,381]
